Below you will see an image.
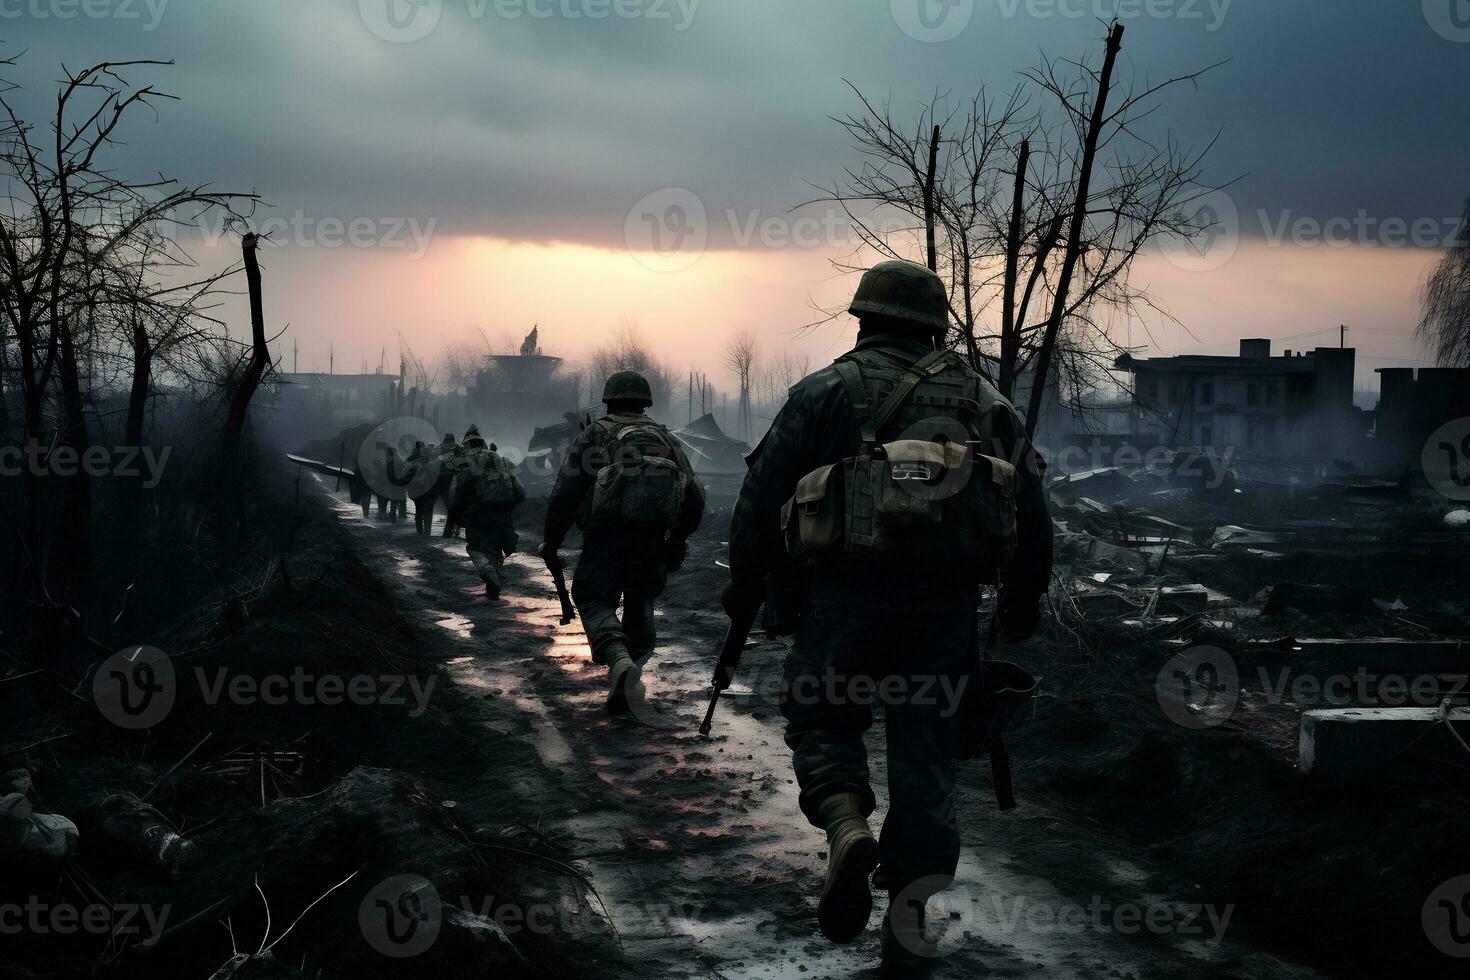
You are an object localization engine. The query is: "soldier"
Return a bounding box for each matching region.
[384,447,408,521]
[725,260,1052,975]
[539,371,706,716]
[441,432,467,539]
[406,441,434,535]
[445,425,526,599]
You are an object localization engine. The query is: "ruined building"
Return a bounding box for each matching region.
[1114,339,1364,459]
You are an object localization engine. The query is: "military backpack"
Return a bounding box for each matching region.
[458,449,519,514]
[781,349,1019,567]
[586,419,688,529]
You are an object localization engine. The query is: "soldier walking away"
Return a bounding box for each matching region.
[539,371,706,717]
[406,441,434,534]
[441,432,468,538]
[445,426,526,600]
[725,260,1052,975]
[384,447,408,521]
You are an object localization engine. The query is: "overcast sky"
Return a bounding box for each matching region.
[7,0,1469,389]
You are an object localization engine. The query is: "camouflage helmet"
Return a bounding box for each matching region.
[848,260,949,332]
[602,370,653,408]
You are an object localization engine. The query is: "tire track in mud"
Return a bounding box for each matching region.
[316,478,1328,980]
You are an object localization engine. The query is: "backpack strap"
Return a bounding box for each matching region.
[834,359,877,445]
[872,349,953,434]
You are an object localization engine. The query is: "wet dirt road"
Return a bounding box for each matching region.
[320,479,1327,980]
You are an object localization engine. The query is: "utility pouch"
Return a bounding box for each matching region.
[781,352,1019,564]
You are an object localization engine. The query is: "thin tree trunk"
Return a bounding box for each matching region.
[219,233,271,563]
[922,123,941,273]
[1025,23,1125,438]
[999,138,1031,399]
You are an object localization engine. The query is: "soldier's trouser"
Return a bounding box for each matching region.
[465,522,518,590]
[412,494,436,535]
[571,530,669,663]
[783,577,975,890]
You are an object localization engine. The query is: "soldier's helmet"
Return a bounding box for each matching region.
[463,424,487,448]
[848,260,949,332]
[602,370,654,408]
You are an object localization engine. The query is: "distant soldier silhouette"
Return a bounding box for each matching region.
[445,425,525,599]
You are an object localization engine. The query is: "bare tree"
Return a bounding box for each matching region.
[724,329,759,442]
[0,57,254,593]
[586,324,678,417]
[808,21,1223,438]
[1419,199,1470,367]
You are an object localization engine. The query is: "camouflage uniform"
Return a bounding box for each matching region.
[729,332,1052,897]
[449,444,526,596]
[544,412,706,664]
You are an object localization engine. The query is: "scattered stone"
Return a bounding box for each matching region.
[0,792,79,864]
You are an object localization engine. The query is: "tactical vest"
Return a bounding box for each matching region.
[781,348,1018,567]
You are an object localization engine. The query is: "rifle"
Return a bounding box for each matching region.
[698,592,763,736]
[543,549,576,624]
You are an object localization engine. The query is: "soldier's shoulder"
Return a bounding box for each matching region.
[787,362,845,404]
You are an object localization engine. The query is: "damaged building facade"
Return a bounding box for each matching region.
[1114,339,1363,460]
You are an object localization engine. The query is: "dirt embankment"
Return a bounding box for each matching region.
[1,483,618,980]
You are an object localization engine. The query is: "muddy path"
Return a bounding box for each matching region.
[317,477,1328,980]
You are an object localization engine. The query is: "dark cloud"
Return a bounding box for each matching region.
[6,0,1467,249]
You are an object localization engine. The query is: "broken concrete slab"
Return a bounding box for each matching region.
[1258,638,1470,675]
[1299,706,1470,779]
[1164,637,1470,675]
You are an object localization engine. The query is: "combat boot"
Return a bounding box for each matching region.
[880,889,936,977]
[605,642,644,717]
[815,792,880,943]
